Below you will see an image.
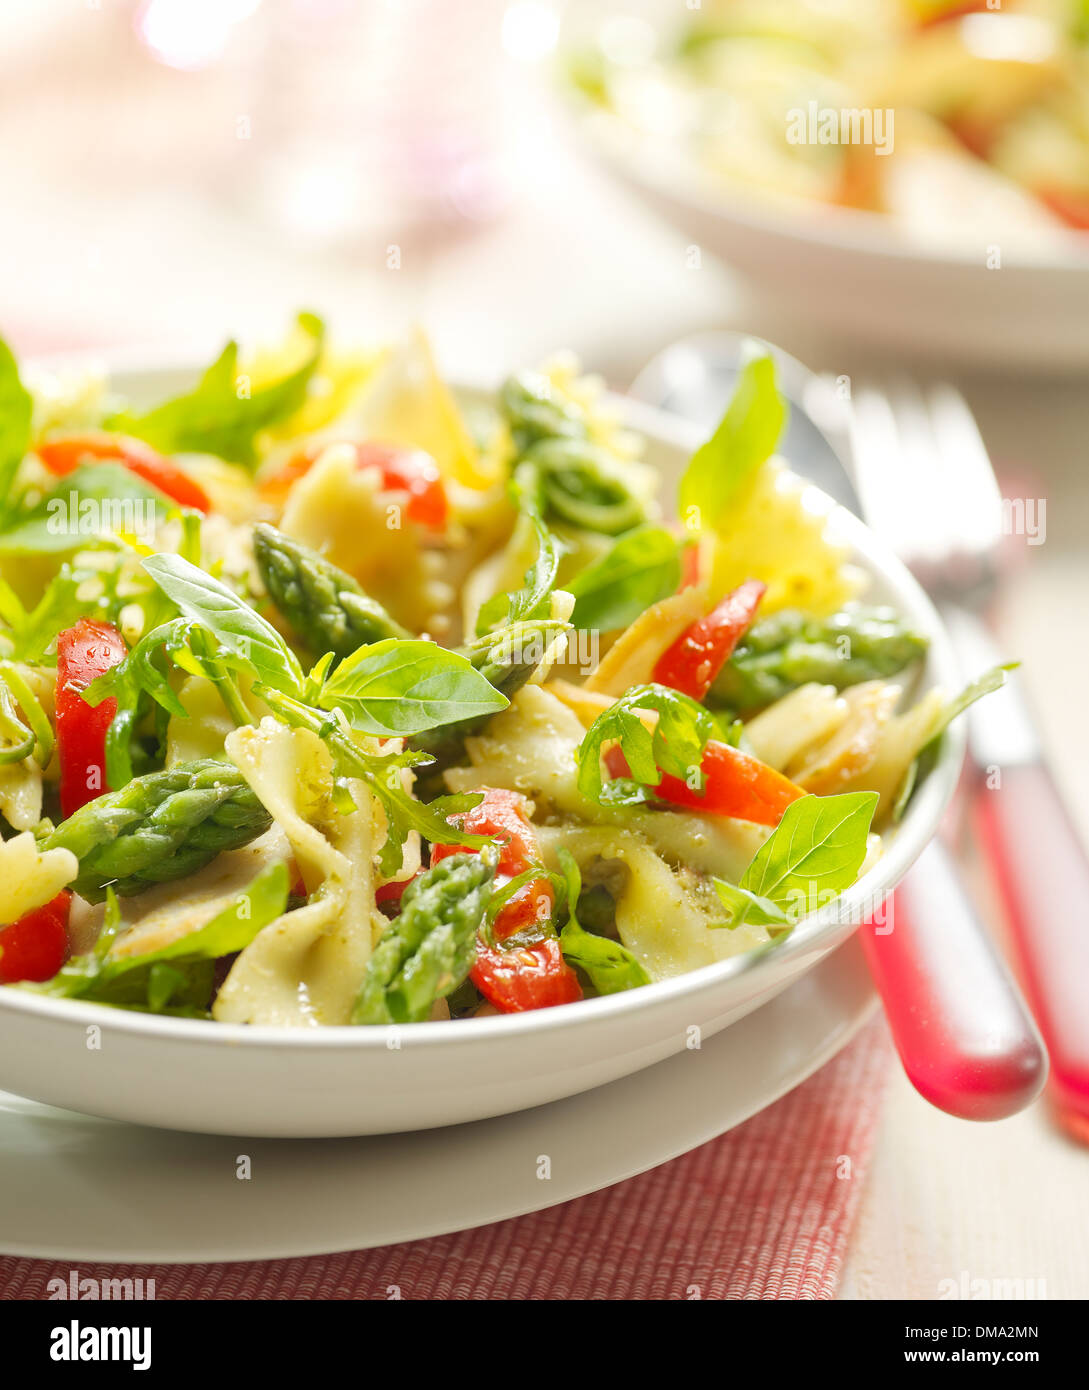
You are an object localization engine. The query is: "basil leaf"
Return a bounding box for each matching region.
[320,638,509,737]
[576,682,715,808]
[678,350,786,531]
[142,552,304,695]
[737,791,878,923]
[108,312,324,468]
[557,848,649,994]
[33,862,288,1011]
[0,335,32,514]
[711,879,792,932]
[142,860,289,963]
[566,525,682,633]
[0,464,167,554]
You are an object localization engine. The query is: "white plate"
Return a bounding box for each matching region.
[0,937,876,1263]
[560,2,1089,369]
[0,362,958,1138]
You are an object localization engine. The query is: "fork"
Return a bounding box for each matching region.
[850,381,1089,1139]
[631,334,1046,1120]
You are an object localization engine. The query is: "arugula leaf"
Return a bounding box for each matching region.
[320,638,508,737]
[476,462,564,634]
[252,683,489,876]
[32,862,289,1013]
[0,464,167,554]
[718,791,878,929]
[0,335,32,514]
[108,312,324,468]
[0,568,88,662]
[0,680,34,764]
[142,552,304,696]
[576,682,715,808]
[557,848,649,994]
[0,662,54,766]
[566,525,682,633]
[678,350,786,531]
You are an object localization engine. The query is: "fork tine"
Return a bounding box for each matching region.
[924,383,1004,559]
[847,385,913,556]
[849,379,1003,598]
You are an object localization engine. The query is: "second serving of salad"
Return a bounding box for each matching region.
[0,314,1003,1026]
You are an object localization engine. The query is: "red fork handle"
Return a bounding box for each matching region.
[975,763,1089,1138]
[860,838,1047,1120]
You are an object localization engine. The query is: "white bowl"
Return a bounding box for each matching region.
[0,363,963,1137]
[559,3,1089,370]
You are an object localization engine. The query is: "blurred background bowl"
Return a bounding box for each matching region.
[558,0,1089,368]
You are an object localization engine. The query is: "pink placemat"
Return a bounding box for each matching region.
[1,1017,891,1301]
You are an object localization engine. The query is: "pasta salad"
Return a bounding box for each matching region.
[0,315,1003,1025]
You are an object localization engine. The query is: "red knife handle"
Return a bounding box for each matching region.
[860,838,1047,1120]
[976,762,1089,1138]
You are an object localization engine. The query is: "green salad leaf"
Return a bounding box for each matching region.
[108,312,324,468]
[892,662,1017,821]
[566,525,682,633]
[0,464,168,554]
[0,335,32,514]
[0,568,91,663]
[714,791,878,931]
[142,552,305,696]
[30,862,288,1014]
[920,663,1017,754]
[320,638,509,737]
[678,349,786,531]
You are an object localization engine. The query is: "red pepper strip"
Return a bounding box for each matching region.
[432,787,557,941]
[431,787,581,1010]
[432,787,545,886]
[257,451,314,506]
[37,433,211,513]
[0,891,71,984]
[259,440,448,529]
[653,579,766,702]
[56,618,127,818]
[357,442,449,530]
[604,740,805,828]
[1036,186,1089,232]
[472,938,582,1013]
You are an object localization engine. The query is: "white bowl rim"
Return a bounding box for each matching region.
[0,358,964,1049]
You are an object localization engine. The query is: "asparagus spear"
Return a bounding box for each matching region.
[709,606,928,714]
[352,847,498,1025]
[43,758,272,901]
[253,522,410,662]
[410,616,570,763]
